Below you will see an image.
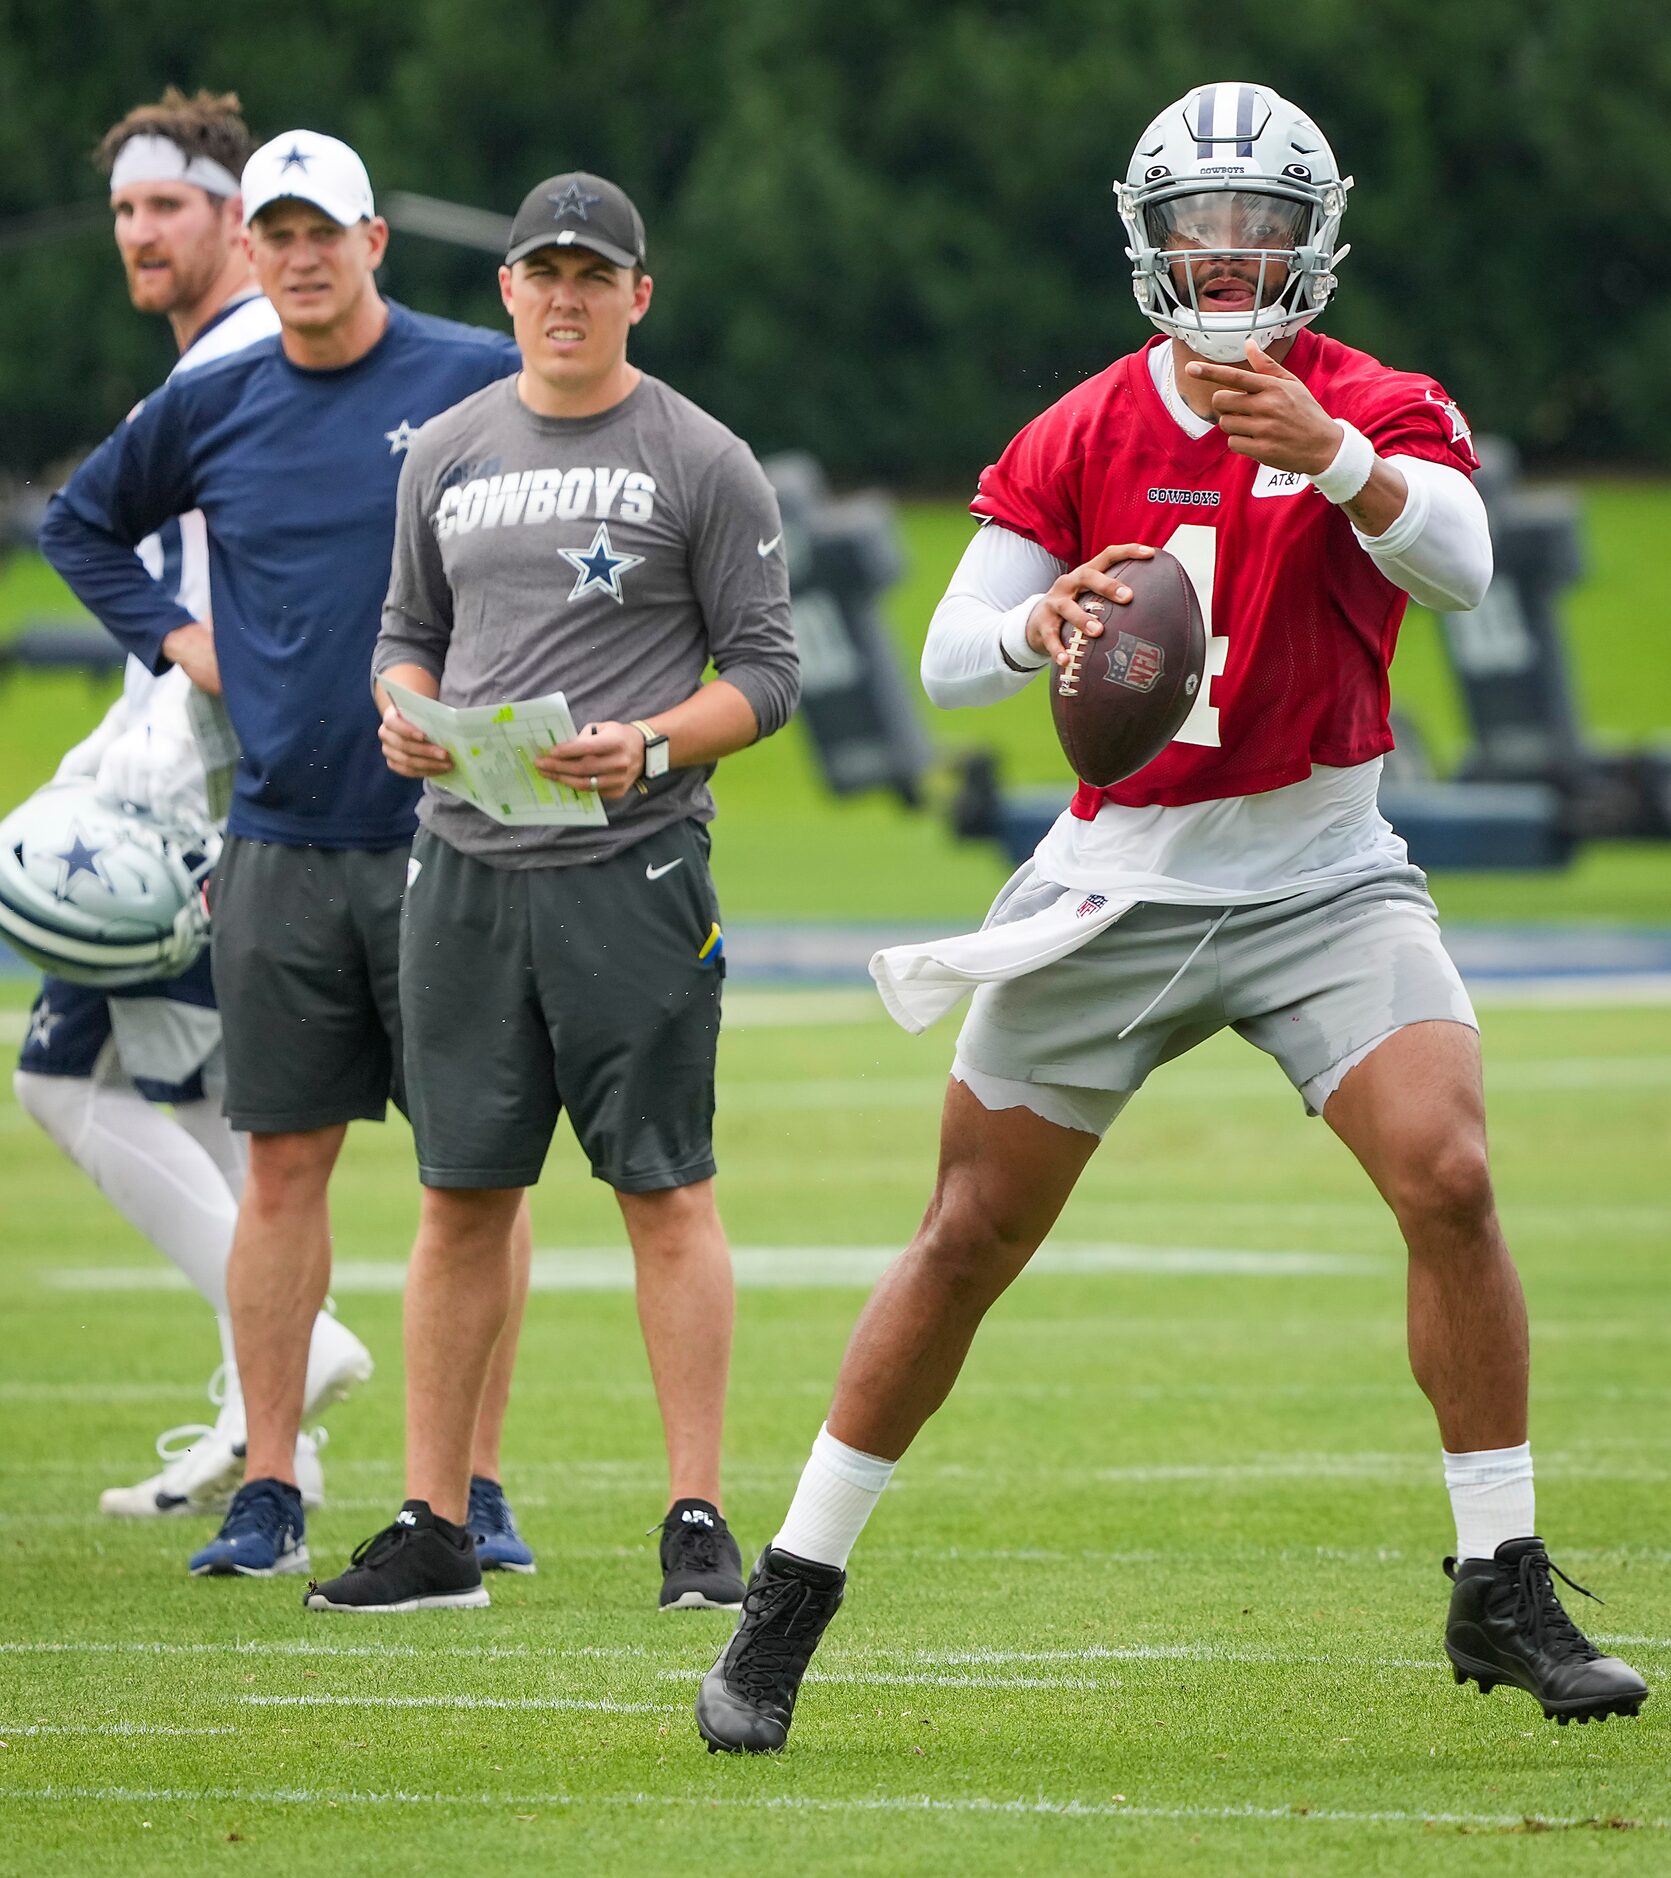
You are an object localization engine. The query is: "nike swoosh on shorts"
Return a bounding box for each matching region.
[646,859,684,881]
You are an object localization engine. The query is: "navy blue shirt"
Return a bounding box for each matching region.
[40,302,519,848]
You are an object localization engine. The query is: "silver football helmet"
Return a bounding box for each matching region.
[1117,81,1352,362]
[0,779,219,987]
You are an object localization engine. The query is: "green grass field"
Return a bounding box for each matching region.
[2,984,1668,1873]
[1,482,1667,1869]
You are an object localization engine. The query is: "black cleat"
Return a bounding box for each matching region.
[1445,1536,1648,1724]
[658,1499,745,1611]
[694,1545,845,1752]
[303,1500,490,1612]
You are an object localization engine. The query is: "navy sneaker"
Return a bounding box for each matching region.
[188,1478,309,1577]
[468,1475,537,1574]
[659,1498,745,1610]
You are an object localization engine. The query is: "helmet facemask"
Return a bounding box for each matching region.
[1121,179,1349,362]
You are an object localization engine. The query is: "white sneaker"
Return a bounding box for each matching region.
[99,1368,330,1516]
[304,1306,374,1417]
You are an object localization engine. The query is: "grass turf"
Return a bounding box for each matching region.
[1,985,1668,1873]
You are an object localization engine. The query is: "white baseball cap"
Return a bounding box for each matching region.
[241,130,375,227]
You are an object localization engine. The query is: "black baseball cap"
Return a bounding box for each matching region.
[504,172,646,271]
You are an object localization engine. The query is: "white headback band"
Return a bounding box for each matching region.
[110,134,241,199]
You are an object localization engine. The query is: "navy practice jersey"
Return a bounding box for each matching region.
[41,302,519,848]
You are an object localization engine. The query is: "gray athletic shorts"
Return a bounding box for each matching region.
[210,835,409,1134]
[952,863,1477,1136]
[401,820,725,1192]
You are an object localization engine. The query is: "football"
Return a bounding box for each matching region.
[1048,550,1206,786]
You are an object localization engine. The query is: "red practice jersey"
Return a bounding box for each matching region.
[971,328,1480,812]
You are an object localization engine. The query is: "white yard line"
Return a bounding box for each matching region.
[0,1722,235,1737]
[240,1693,670,1714]
[41,1241,1383,1296]
[3,1784,1662,1832]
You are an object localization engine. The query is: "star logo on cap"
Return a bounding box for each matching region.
[52,829,108,899]
[385,419,417,455]
[558,523,643,604]
[548,180,601,222]
[278,143,313,174]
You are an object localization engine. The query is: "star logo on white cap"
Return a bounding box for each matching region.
[278,143,313,174]
[548,181,601,221]
[384,419,417,455]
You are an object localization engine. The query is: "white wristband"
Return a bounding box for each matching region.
[1311,421,1376,504]
[998,595,1051,672]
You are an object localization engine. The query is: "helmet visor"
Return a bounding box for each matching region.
[1144,190,1310,316]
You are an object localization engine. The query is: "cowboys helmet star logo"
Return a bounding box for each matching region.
[52,829,108,900]
[548,181,601,222]
[278,143,312,174]
[558,523,643,604]
[384,419,417,455]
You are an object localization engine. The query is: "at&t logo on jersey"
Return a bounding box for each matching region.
[1252,463,1310,499]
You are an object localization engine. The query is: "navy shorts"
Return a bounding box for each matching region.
[18,951,218,1105]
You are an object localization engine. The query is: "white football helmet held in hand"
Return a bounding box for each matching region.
[1117,81,1352,362]
[0,779,219,986]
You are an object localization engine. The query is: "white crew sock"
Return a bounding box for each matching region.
[774,1424,897,1569]
[1443,1441,1536,1560]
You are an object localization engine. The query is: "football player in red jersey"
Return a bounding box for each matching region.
[696,81,1647,1753]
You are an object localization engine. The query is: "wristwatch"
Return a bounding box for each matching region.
[632,719,670,794]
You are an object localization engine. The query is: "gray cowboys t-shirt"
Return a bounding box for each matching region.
[374,372,799,866]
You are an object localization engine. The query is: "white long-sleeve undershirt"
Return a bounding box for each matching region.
[921,451,1492,712]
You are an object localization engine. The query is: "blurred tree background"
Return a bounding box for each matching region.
[0,0,1665,485]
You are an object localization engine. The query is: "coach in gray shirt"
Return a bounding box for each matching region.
[306,173,799,1616]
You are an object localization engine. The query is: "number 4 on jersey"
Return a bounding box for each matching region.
[1160,522,1227,748]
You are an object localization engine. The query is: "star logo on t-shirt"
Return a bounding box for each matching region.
[52,829,108,899]
[385,419,417,455]
[558,523,643,604]
[278,143,313,175]
[548,181,601,222]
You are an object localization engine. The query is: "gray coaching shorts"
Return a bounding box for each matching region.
[952,863,1478,1136]
[210,835,409,1134]
[400,820,725,1193]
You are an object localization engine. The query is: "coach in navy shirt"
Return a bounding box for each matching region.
[41,130,528,1582]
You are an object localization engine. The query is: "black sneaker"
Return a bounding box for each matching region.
[694,1546,845,1752]
[658,1498,745,1611]
[303,1500,490,1613]
[1445,1536,1649,1724]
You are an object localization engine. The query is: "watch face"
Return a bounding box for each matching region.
[646,739,670,779]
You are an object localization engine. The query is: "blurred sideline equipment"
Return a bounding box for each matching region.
[764,453,930,805]
[0,777,217,985]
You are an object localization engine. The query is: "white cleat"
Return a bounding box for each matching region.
[304,1306,374,1417]
[99,1366,330,1517]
